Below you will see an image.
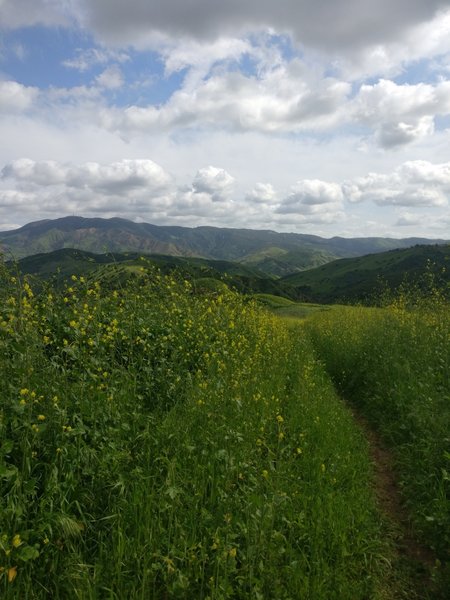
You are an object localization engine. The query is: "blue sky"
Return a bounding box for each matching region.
[0,0,450,238]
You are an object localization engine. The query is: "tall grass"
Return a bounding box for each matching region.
[305,295,450,592]
[0,261,385,598]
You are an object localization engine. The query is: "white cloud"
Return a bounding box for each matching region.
[275,179,345,225]
[343,160,450,207]
[62,48,130,72]
[101,61,350,135]
[0,80,38,113]
[96,65,124,89]
[278,179,344,212]
[191,166,234,201]
[245,182,277,204]
[2,158,172,195]
[162,37,252,78]
[353,79,450,147]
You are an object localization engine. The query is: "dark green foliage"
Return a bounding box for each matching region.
[283,244,450,303]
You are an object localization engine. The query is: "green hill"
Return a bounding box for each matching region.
[282,244,450,303]
[10,248,298,299]
[1,216,447,277]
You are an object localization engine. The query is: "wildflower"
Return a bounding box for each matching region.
[19,388,29,396]
[31,424,39,433]
[37,414,46,421]
[229,548,237,558]
[12,535,22,548]
[8,566,17,583]
[262,469,269,479]
[276,415,284,424]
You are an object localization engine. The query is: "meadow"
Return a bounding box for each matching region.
[305,294,450,596]
[0,257,448,598]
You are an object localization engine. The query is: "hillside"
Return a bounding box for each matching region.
[283,244,450,303]
[11,248,298,299]
[1,216,447,277]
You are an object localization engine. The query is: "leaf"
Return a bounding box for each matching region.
[1,440,14,455]
[18,546,40,562]
[0,463,18,480]
[165,486,180,500]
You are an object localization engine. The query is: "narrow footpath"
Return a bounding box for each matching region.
[350,408,440,599]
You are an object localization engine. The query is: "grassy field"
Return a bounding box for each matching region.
[305,297,450,596]
[1,259,448,598]
[0,263,386,599]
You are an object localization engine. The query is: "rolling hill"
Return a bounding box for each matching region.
[1,216,447,278]
[282,244,450,303]
[11,248,298,299]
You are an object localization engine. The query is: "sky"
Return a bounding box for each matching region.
[1,1,450,238]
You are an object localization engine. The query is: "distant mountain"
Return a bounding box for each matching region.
[1,216,448,277]
[282,244,450,303]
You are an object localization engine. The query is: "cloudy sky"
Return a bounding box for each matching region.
[1,0,450,237]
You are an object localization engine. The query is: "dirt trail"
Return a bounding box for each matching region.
[349,408,439,598]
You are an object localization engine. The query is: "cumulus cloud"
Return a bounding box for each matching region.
[101,61,350,135]
[343,160,450,207]
[245,182,277,204]
[275,179,345,225]
[0,80,38,113]
[277,179,343,212]
[192,166,235,201]
[2,158,172,195]
[353,79,450,147]
[0,158,239,225]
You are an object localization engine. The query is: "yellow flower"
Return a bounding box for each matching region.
[8,566,17,583]
[262,469,269,479]
[37,414,46,421]
[276,415,284,424]
[229,548,237,558]
[12,534,22,548]
[19,388,29,396]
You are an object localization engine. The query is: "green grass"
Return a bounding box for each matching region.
[305,299,450,596]
[0,262,387,598]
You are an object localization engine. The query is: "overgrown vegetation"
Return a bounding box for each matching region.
[305,290,450,596]
[0,259,385,599]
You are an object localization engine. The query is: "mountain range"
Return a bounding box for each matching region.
[1,216,448,278]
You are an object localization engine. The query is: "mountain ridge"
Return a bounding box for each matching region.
[1,216,448,277]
